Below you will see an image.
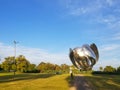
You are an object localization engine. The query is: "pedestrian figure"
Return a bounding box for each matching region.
[70,67,73,79]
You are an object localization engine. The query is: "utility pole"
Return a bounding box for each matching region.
[0,57,1,64]
[13,40,19,79]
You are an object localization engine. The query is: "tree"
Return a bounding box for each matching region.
[37,62,55,73]
[37,62,71,73]
[61,64,69,73]
[37,62,47,73]
[99,66,103,71]
[0,64,3,71]
[28,64,36,71]
[16,55,30,72]
[54,64,61,71]
[117,66,120,73]
[104,66,116,72]
[1,55,31,73]
[2,56,15,72]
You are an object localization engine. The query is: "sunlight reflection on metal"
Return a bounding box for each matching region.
[69,43,99,71]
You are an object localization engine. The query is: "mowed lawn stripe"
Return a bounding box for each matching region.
[0,73,70,90]
[84,74,120,90]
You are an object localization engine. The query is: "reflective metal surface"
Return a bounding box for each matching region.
[69,43,99,71]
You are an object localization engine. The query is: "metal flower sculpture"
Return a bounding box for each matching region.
[69,43,99,71]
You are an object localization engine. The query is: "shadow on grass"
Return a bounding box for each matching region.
[85,74,120,90]
[66,74,120,90]
[0,73,55,83]
[66,75,74,87]
[66,74,93,90]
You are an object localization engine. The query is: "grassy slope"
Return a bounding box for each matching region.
[84,74,120,90]
[0,73,70,90]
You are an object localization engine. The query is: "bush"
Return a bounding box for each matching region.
[92,71,120,75]
[25,69,40,73]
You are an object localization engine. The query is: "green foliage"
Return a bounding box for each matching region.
[99,66,103,71]
[0,64,3,71]
[37,62,70,74]
[2,55,119,75]
[28,64,36,71]
[61,64,69,73]
[104,66,116,72]
[93,66,120,75]
[16,55,30,72]
[1,56,15,72]
[1,55,70,73]
[117,66,120,72]
[1,55,36,73]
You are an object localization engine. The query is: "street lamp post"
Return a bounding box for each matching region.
[13,40,19,79]
[0,57,1,64]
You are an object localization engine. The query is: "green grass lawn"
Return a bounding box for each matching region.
[0,72,120,90]
[84,74,120,90]
[0,72,70,90]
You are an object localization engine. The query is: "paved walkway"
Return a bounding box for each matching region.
[70,74,93,90]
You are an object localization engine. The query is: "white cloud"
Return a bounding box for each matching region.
[0,42,71,65]
[99,44,120,60]
[106,0,114,6]
[65,0,103,16]
[70,7,88,15]
[63,0,106,15]
[92,43,120,70]
[98,15,117,24]
[111,33,120,40]
[94,44,120,68]
[63,0,120,25]
[93,58,120,70]
[0,43,14,58]
[100,44,120,52]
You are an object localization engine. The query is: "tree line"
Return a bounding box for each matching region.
[0,55,70,73]
[92,66,120,75]
[0,55,120,74]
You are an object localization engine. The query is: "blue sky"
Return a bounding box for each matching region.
[0,0,120,70]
